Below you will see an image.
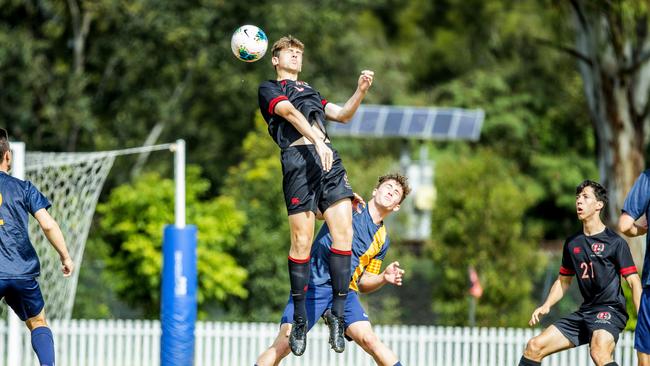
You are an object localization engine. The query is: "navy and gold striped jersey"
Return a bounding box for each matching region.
[0,172,50,278]
[309,205,390,292]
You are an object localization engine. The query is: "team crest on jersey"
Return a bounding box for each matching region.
[596,311,611,323]
[591,243,605,254]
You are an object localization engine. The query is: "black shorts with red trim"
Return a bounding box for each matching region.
[553,305,627,346]
[280,144,354,215]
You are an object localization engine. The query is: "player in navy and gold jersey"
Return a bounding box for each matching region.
[619,169,650,366]
[0,128,74,366]
[255,173,410,366]
[258,35,374,355]
[519,180,642,366]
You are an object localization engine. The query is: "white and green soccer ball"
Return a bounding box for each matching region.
[231,25,268,62]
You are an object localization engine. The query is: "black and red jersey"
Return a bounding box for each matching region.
[258,79,329,149]
[559,227,637,314]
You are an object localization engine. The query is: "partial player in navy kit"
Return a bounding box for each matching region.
[258,35,374,355]
[0,129,74,366]
[618,169,650,366]
[519,180,643,366]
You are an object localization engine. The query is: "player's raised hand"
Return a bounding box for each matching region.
[314,139,333,171]
[61,256,74,277]
[383,261,405,286]
[352,192,366,213]
[529,305,550,326]
[358,70,374,92]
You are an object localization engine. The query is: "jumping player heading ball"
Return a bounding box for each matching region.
[258,35,373,356]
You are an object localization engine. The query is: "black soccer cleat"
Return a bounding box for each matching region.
[322,309,345,353]
[289,319,308,356]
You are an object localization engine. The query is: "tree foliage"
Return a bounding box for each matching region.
[94,166,247,318]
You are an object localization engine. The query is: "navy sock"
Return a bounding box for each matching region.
[394,362,402,366]
[519,356,541,366]
[31,326,55,366]
[604,362,618,366]
[328,247,351,317]
[288,256,310,323]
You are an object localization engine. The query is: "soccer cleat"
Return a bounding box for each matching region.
[289,319,308,356]
[322,309,345,353]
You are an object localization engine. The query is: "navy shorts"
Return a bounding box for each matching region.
[635,287,650,354]
[280,144,353,215]
[281,284,368,336]
[553,306,627,346]
[0,278,45,321]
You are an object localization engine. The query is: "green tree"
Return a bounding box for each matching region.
[93,166,247,318]
[429,150,547,326]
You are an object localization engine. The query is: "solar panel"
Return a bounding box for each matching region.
[327,105,484,141]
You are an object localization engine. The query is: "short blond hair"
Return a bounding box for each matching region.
[271,35,304,57]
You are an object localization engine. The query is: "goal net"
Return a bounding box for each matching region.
[1,151,116,320]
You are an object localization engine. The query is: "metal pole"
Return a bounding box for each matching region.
[8,141,25,366]
[173,139,185,228]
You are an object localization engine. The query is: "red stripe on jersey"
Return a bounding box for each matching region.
[288,255,310,264]
[321,99,328,107]
[330,247,352,256]
[559,266,575,275]
[620,266,638,276]
[269,95,289,115]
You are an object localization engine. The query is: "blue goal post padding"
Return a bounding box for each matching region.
[161,224,198,366]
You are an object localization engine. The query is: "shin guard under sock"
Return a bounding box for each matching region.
[288,256,310,322]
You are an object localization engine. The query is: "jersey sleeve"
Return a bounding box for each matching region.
[559,241,575,276]
[622,170,650,220]
[25,181,51,215]
[615,237,638,277]
[366,236,390,275]
[258,81,288,116]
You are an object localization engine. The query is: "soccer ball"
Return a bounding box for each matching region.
[231,25,268,62]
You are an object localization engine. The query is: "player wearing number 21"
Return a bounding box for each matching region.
[0,128,74,366]
[519,180,643,366]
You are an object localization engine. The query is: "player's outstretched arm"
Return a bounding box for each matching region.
[275,100,334,171]
[529,275,572,326]
[357,261,404,294]
[625,273,643,314]
[34,208,74,277]
[618,213,648,237]
[325,70,374,123]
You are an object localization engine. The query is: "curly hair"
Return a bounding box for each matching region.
[376,173,411,203]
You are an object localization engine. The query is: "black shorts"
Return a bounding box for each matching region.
[0,278,45,321]
[280,144,354,215]
[553,306,627,346]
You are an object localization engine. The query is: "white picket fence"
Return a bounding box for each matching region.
[0,320,639,366]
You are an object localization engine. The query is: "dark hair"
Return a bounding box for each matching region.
[376,173,411,203]
[0,128,9,159]
[576,180,608,206]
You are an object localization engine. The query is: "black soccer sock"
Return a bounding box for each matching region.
[288,256,310,323]
[328,247,352,317]
[518,356,541,366]
[604,362,618,366]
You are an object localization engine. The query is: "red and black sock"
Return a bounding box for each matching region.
[328,247,352,317]
[288,256,310,323]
